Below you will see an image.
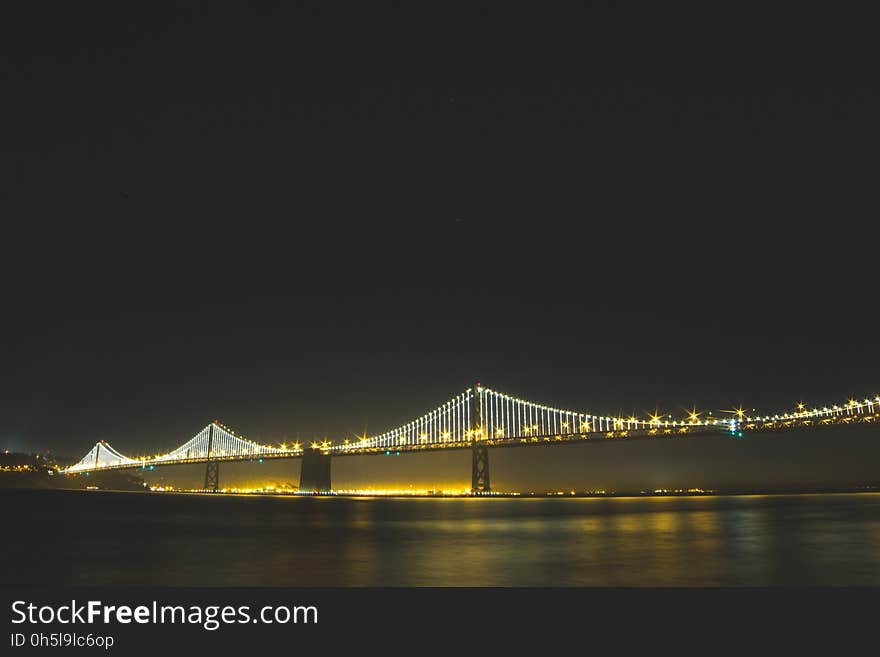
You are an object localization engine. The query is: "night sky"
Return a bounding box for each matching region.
[3,4,878,488]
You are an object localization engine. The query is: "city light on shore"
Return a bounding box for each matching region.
[148,485,509,496]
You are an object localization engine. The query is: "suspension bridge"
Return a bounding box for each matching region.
[60,383,880,493]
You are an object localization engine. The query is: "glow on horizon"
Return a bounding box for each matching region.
[149,484,505,496]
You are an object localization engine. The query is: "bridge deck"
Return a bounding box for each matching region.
[62,413,879,474]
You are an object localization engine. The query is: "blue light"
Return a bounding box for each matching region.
[149,465,154,470]
[259,458,263,463]
[395,451,400,456]
[385,450,390,455]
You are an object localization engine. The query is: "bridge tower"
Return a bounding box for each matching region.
[203,423,220,492]
[471,381,490,493]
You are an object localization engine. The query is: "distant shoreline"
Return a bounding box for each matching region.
[5,485,878,499]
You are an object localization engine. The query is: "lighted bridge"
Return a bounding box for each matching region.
[61,383,880,493]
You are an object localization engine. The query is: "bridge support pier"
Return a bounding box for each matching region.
[300,450,332,493]
[204,460,220,492]
[472,444,490,493]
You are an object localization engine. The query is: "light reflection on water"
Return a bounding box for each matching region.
[5,490,880,586]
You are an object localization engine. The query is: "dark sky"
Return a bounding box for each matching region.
[2,4,878,487]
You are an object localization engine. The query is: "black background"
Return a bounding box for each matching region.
[2,587,877,654]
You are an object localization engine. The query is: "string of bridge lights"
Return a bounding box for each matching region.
[61,388,880,473]
[63,421,298,473]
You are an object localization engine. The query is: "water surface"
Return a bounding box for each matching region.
[4,489,879,585]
